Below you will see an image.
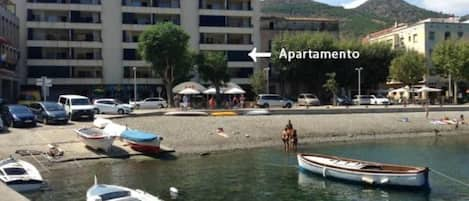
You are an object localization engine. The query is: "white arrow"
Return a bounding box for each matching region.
[248,48,272,62]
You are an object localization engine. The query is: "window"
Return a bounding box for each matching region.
[413,34,418,43]
[458,32,464,39]
[444,32,451,40]
[429,31,435,41]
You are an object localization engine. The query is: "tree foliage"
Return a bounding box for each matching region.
[389,50,426,86]
[323,72,338,105]
[249,68,266,95]
[197,51,230,106]
[432,40,469,103]
[138,23,192,106]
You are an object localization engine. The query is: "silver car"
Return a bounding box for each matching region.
[298,93,320,106]
[256,94,294,108]
[94,99,133,114]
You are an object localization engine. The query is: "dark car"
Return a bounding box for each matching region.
[1,105,37,128]
[30,102,68,125]
[336,96,353,106]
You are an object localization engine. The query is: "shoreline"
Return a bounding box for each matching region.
[1,111,468,168]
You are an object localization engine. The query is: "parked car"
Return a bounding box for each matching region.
[29,102,68,125]
[94,99,133,114]
[256,94,294,108]
[58,95,95,121]
[370,95,391,105]
[130,98,168,109]
[353,95,373,105]
[336,96,353,106]
[1,105,37,128]
[0,117,4,131]
[297,93,320,106]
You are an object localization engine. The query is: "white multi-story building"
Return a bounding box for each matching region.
[0,0,20,102]
[13,0,260,99]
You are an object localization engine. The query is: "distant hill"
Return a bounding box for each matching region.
[261,1,390,38]
[261,0,450,38]
[354,0,450,23]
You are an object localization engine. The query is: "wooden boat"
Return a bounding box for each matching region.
[75,128,115,152]
[164,111,209,116]
[87,176,162,201]
[121,130,163,154]
[297,153,429,188]
[0,157,44,192]
[211,111,238,116]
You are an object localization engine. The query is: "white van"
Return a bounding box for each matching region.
[58,95,95,121]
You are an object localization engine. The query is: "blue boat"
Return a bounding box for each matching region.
[121,130,163,153]
[121,130,158,142]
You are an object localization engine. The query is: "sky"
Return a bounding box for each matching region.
[313,0,469,16]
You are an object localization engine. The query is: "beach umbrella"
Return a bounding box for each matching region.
[416,86,442,93]
[203,87,225,94]
[225,88,246,94]
[178,88,200,95]
[172,81,207,93]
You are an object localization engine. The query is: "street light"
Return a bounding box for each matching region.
[264,67,270,94]
[355,67,363,105]
[133,66,137,102]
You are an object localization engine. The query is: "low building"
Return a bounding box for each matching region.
[260,16,339,95]
[0,0,20,102]
[364,18,469,87]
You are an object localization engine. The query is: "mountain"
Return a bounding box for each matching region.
[354,0,450,23]
[261,0,390,38]
[261,0,450,38]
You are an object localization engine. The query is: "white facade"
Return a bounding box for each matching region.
[13,0,260,98]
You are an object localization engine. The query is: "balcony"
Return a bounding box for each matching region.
[27,47,102,60]
[199,0,251,10]
[27,0,101,4]
[122,0,180,8]
[27,10,101,23]
[28,28,101,42]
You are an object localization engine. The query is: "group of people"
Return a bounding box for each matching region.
[281,120,298,151]
[208,95,246,109]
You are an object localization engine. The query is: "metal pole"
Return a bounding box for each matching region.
[42,76,47,102]
[264,67,270,94]
[355,67,363,105]
[133,66,137,102]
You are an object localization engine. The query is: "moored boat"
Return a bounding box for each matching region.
[87,176,162,201]
[297,153,429,188]
[75,128,115,152]
[0,157,45,192]
[121,130,163,154]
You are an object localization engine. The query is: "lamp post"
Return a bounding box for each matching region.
[133,66,137,102]
[355,67,363,105]
[264,67,270,94]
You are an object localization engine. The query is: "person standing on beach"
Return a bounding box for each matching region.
[281,127,289,151]
[425,102,429,119]
[291,129,298,151]
[240,94,245,108]
[174,94,181,108]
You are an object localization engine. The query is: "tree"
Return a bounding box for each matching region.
[138,23,192,106]
[323,72,338,105]
[197,51,230,107]
[389,50,426,103]
[249,68,266,95]
[432,40,469,104]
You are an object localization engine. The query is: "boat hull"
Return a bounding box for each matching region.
[79,136,114,152]
[126,140,161,154]
[297,154,429,188]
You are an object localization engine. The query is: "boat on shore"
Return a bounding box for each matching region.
[297,153,429,188]
[121,130,163,154]
[87,176,162,201]
[75,128,115,152]
[0,157,44,192]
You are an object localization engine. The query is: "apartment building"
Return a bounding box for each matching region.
[364,18,469,87]
[13,0,260,100]
[260,16,339,95]
[0,0,20,102]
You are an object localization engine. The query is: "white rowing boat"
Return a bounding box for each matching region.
[0,157,44,192]
[297,153,429,188]
[87,176,162,201]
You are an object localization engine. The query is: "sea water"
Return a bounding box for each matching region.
[27,135,469,201]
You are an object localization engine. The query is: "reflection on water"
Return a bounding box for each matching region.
[27,135,469,201]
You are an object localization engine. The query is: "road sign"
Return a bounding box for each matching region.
[36,76,53,101]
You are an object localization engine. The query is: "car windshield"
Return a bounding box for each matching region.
[44,103,64,111]
[10,106,31,114]
[71,98,90,105]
